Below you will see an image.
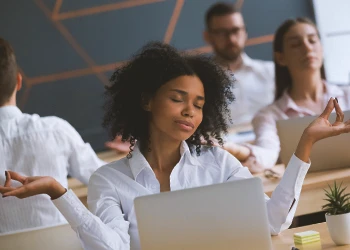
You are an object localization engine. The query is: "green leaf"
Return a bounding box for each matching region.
[322,181,350,215]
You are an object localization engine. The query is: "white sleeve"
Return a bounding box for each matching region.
[221,149,310,234]
[266,154,310,234]
[52,171,130,250]
[246,109,280,169]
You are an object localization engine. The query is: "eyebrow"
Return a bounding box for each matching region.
[170,89,205,101]
[286,33,318,41]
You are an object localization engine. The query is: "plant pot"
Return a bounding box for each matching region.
[326,212,350,245]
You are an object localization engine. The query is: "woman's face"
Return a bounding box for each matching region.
[146,75,205,143]
[277,23,323,74]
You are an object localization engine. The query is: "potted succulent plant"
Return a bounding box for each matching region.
[322,181,350,245]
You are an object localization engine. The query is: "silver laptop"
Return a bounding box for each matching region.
[277,110,350,173]
[0,223,82,250]
[134,178,272,250]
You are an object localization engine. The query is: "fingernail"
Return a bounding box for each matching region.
[335,97,338,103]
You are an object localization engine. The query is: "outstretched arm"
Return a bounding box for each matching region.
[267,97,350,234]
[0,171,130,250]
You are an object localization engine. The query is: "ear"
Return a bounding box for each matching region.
[140,93,151,111]
[203,30,211,44]
[274,52,287,66]
[16,73,22,91]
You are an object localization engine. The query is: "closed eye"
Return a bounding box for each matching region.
[171,98,182,103]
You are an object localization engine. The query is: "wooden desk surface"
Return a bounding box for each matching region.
[272,222,350,250]
[255,165,350,216]
[97,150,126,163]
[256,165,350,195]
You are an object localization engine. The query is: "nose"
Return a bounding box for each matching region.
[181,103,195,118]
[302,39,313,52]
[228,33,238,44]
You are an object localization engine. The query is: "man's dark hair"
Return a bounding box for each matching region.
[205,2,239,29]
[0,38,17,106]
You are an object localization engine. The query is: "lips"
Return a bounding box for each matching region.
[304,55,317,61]
[175,120,194,129]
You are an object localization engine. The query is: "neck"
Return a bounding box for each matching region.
[215,54,243,72]
[142,130,182,172]
[289,70,324,102]
[1,94,17,107]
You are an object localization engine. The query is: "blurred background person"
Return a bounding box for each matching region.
[0,38,105,233]
[203,2,275,127]
[223,18,350,172]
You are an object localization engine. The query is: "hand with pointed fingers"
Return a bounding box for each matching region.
[303,98,350,143]
[0,171,66,200]
[295,98,350,163]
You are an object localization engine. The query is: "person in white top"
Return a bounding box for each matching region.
[1,42,350,250]
[0,38,105,233]
[224,18,350,171]
[203,2,275,126]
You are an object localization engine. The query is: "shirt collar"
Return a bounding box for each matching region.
[0,106,22,122]
[213,53,254,70]
[276,82,343,114]
[275,91,303,114]
[240,53,255,68]
[129,141,200,180]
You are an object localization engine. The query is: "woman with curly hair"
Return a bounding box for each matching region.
[1,42,350,250]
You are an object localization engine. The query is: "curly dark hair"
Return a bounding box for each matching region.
[103,42,234,157]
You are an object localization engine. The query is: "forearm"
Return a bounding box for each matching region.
[294,132,314,163]
[49,178,67,200]
[223,143,250,161]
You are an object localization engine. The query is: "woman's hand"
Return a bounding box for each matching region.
[0,171,66,200]
[295,98,350,162]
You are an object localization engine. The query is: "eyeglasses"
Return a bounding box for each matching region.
[209,27,246,39]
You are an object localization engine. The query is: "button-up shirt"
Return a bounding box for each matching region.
[53,141,309,250]
[249,84,350,169]
[228,53,275,126]
[0,106,105,233]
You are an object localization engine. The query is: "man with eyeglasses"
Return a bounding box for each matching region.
[203,2,275,127]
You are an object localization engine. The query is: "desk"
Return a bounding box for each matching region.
[256,166,350,216]
[272,222,350,250]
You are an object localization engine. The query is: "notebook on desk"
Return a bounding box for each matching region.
[277,110,350,173]
[134,178,272,250]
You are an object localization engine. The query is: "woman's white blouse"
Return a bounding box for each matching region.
[53,141,310,250]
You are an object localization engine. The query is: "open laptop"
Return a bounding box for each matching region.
[134,178,272,250]
[277,110,350,173]
[0,223,82,250]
